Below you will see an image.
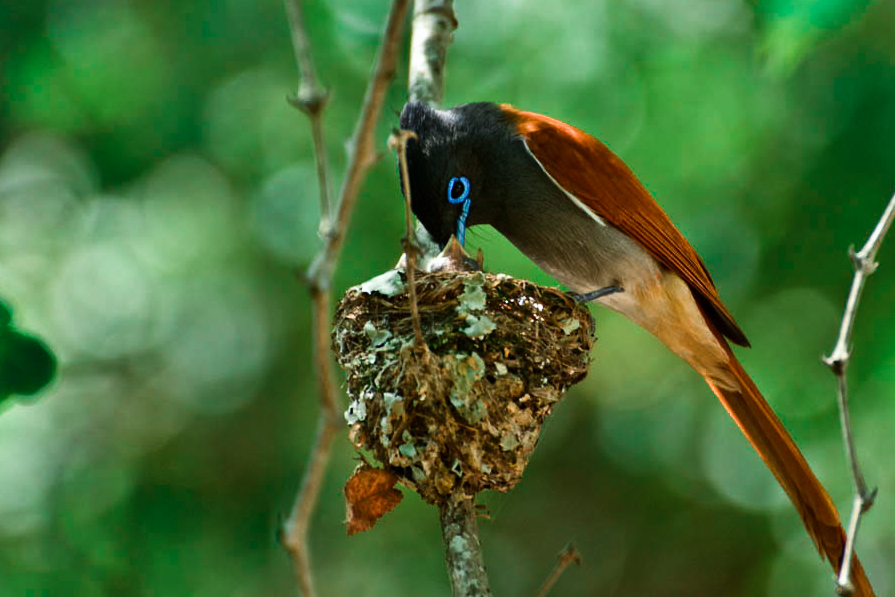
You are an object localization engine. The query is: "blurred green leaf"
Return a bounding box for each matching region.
[757,0,877,72]
[0,301,10,327]
[0,301,56,402]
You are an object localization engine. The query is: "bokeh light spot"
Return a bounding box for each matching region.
[203,66,310,178]
[159,277,271,414]
[0,405,57,536]
[741,287,839,419]
[702,406,790,511]
[0,132,96,254]
[51,239,155,359]
[135,154,242,272]
[45,0,165,127]
[251,164,322,265]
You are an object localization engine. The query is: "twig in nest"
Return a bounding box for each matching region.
[389,128,425,349]
[537,542,582,597]
[823,189,895,595]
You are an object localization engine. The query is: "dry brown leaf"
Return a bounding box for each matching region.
[344,464,403,535]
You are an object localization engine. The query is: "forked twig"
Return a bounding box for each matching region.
[280,1,412,595]
[823,190,895,595]
[403,4,504,596]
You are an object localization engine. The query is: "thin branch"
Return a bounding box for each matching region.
[281,286,341,597]
[389,129,425,347]
[823,189,895,595]
[280,1,412,596]
[281,369,340,597]
[284,0,332,231]
[825,191,895,369]
[537,543,582,597]
[408,0,458,105]
[307,0,413,291]
[283,0,324,103]
[440,497,492,597]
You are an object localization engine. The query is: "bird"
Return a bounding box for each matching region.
[398,100,874,596]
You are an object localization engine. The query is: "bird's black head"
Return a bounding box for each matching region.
[399,101,519,248]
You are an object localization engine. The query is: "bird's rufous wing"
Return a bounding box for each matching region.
[502,105,749,347]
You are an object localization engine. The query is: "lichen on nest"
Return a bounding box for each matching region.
[332,269,594,505]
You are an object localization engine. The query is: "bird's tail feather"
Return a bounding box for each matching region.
[705,347,874,596]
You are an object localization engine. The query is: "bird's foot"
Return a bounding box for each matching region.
[568,285,624,303]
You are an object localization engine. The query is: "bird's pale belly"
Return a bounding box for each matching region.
[498,216,735,388]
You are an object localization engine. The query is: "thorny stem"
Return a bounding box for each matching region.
[307,116,332,237]
[823,189,895,595]
[280,1,412,595]
[281,338,340,596]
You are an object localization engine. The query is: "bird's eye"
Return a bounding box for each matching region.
[447,176,470,204]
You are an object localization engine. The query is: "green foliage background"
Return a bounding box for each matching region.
[1,0,893,595]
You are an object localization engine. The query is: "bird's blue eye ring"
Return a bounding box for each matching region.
[446,176,472,245]
[447,176,470,203]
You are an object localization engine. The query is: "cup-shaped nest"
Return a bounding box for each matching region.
[333,269,593,504]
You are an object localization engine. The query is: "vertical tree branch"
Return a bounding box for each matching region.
[280,1,412,596]
[440,497,492,597]
[823,189,894,595]
[408,0,458,105]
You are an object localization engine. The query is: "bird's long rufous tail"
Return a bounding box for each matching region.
[705,344,874,596]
